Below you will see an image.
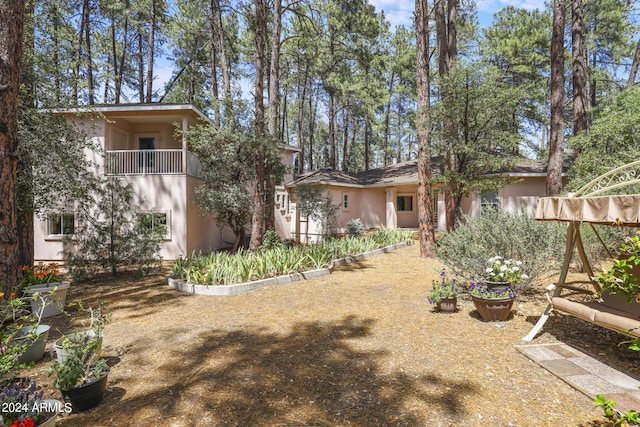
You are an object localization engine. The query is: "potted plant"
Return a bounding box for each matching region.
[1,291,51,371]
[428,269,461,312]
[54,302,105,365]
[484,256,529,290]
[469,282,517,321]
[48,336,109,413]
[21,264,70,319]
[0,378,61,427]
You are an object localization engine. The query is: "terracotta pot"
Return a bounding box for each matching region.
[471,295,515,321]
[436,297,458,313]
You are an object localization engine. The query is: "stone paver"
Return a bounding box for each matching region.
[517,343,640,413]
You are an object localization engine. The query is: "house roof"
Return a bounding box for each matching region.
[51,103,212,124]
[286,158,560,188]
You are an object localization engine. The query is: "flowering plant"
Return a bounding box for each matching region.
[20,264,64,290]
[469,282,516,299]
[485,256,528,285]
[0,379,44,426]
[428,269,461,304]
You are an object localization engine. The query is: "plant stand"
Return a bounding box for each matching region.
[436,297,458,313]
[472,295,515,321]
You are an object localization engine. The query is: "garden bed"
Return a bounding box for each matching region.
[167,242,410,296]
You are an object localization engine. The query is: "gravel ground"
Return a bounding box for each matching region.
[26,243,632,426]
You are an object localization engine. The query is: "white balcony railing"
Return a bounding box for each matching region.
[106,150,184,175]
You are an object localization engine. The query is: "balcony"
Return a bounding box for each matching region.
[105,150,203,178]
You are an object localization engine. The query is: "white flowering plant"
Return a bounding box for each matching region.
[485,256,529,285]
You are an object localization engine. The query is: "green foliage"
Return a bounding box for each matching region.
[594,235,640,303]
[185,123,285,252]
[427,269,461,304]
[17,111,99,220]
[481,7,551,157]
[568,87,640,190]
[435,208,566,285]
[594,393,640,426]
[172,228,413,285]
[64,177,164,279]
[345,218,365,237]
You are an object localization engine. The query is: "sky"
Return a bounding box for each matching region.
[370,0,549,29]
[154,0,551,101]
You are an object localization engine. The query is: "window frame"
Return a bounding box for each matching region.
[137,210,171,240]
[396,194,414,212]
[47,212,76,238]
[342,192,350,211]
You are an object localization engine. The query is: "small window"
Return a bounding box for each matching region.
[48,213,75,236]
[396,195,413,212]
[343,192,350,211]
[481,190,500,212]
[138,211,169,239]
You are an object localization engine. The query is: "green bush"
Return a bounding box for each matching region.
[346,218,365,237]
[435,208,566,286]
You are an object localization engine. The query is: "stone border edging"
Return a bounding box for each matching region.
[167,241,412,296]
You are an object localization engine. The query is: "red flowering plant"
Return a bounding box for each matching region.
[0,378,47,427]
[20,264,65,291]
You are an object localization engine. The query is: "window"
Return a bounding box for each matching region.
[342,192,350,211]
[396,195,414,212]
[48,213,75,236]
[138,211,169,239]
[481,190,500,212]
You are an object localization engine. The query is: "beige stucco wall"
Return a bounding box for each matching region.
[185,176,234,254]
[105,121,182,150]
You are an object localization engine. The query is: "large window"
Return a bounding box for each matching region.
[396,195,414,212]
[138,211,170,239]
[48,213,75,236]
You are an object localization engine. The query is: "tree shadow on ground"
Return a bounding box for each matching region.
[63,315,478,426]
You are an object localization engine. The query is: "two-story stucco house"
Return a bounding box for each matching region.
[34,104,300,262]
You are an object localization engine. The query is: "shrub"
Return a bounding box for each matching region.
[435,207,565,285]
[345,218,365,237]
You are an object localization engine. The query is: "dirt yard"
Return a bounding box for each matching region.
[26,243,638,426]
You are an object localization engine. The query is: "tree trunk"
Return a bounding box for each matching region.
[628,39,640,87]
[572,0,587,138]
[249,0,268,250]
[547,0,565,196]
[82,0,95,105]
[145,0,156,103]
[137,31,144,103]
[0,0,26,292]
[18,1,35,271]
[265,0,282,232]
[415,0,435,257]
[342,111,349,172]
[435,0,448,77]
[208,1,220,127]
[211,0,232,124]
[328,93,336,169]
